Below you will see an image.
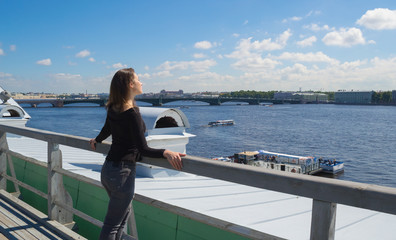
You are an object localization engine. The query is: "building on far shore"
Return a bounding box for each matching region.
[160,89,184,97]
[334,91,373,104]
[274,92,328,103]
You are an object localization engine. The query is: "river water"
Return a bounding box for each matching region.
[23,102,396,188]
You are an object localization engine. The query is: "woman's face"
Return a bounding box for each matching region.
[130,73,143,95]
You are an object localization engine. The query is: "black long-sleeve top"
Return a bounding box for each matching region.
[95,107,165,162]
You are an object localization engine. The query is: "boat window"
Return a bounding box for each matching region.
[2,110,21,117]
[155,116,179,128]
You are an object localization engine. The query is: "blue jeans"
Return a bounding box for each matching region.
[99,160,136,240]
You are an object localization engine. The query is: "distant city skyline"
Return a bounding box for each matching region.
[1,1,396,94]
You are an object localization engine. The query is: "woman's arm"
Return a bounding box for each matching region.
[90,115,111,150]
[130,110,185,170]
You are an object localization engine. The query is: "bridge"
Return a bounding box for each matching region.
[16,97,303,107]
[15,98,107,107]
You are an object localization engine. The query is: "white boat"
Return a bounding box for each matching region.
[232,150,322,175]
[319,158,345,174]
[0,88,31,127]
[208,119,234,126]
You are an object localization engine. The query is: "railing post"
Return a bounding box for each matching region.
[0,131,8,190]
[47,141,74,227]
[310,199,337,240]
[127,204,139,239]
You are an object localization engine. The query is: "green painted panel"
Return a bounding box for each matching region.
[63,175,104,240]
[20,161,48,213]
[74,216,102,240]
[5,156,256,240]
[177,216,250,240]
[63,175,80,206]
[6,156,26,192]
[75,181,108,221]
[133,201,178,240]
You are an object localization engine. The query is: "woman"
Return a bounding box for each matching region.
[90,68,185,240]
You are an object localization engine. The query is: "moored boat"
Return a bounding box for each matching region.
[215,150,344,175]
[208,119,234,126]
[319,158,345,174]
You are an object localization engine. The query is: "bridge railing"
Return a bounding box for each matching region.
[0,124,396,240]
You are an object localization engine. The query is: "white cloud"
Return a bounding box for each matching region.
[322,28,366,47]
[357,8,396,30]
[283,16,302,23]
[112,63,127,69]
[194,41,213,49]
[232,56,281,72]
[51,73,82,80]
[138,73,151,79]
[75,49,91,58]
[297,36,317,47]
[0,72,12,78]
[306,10,321,17]
[157,59,217,72]
[167,72,236,92]
[10,45,16,51]
[303,23,331,32]
[226,29,292,59]
[144,66,150,71]
[153,71,173,78]
[89,57,96,62]
[193,53,206,59]
[275,52,339,65]
[232,33,240,38]
[0,49,4,55]
[36,58,52,66]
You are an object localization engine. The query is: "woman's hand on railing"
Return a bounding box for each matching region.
[163,150,185,171]
[89,139,97,150]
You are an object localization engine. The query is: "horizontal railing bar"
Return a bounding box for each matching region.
[3,150,267,239]
[142,157,396,215]
[1,148,48,168]
[134,194,283,240]
[0,172,48,199]
[0,125,110,154]
[54,200,103,228]
[1,124,396,216]
[53,167,103,189]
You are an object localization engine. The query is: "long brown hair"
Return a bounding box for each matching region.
[106,68,136,112]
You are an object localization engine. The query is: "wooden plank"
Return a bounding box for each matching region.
[0,233,9,240]
[0,190,86,240]
[0,199,60,240]
[0,205,40,239]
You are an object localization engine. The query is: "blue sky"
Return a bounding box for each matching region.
[1,0,396,94]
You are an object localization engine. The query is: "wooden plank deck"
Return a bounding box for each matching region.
[0,190,86,240]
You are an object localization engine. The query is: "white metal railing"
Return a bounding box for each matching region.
[1,124,396,240]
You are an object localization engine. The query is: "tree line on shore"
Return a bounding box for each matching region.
[219,90,393,103]
[220,90,336,100]
[371,91,392,104]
